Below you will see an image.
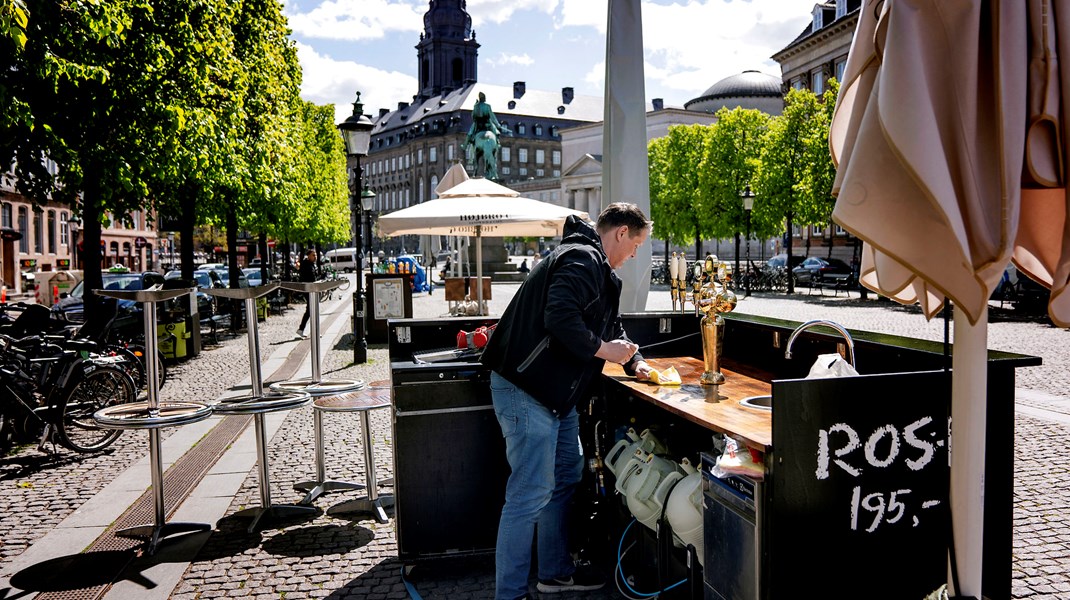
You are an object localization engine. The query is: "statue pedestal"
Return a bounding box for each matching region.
[463,237,522,282]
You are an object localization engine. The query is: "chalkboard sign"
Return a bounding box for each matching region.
[770,370,950,598]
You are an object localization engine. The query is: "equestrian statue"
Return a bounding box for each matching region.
[465,92,510,180]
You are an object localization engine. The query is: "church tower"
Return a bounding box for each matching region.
[416,0,479,99]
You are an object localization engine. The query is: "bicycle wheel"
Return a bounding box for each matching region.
[336,276,351,292]
[126,344,168,391]
[57,366,136,453]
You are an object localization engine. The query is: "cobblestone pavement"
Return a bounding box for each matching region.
[3,278,1068,599]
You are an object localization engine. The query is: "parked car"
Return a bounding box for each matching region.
[766,253,806,270]
[52,269,166,324]
[163,269,223,314]
[791,256,853,285]
[242,267,273,287]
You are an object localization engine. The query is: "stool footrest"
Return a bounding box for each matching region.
[328,494,395,524]
[115,521,212,556]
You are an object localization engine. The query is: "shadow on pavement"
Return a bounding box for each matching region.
[6,549,149,593]
[260,522,376,557]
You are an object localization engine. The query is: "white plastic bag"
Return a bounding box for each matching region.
[805,353,859,379]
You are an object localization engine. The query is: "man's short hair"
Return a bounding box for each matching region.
[596,202,651,236]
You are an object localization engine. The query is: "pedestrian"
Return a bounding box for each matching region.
[296,249,317,338]
[517,259,529,275]
[480,202,654,600]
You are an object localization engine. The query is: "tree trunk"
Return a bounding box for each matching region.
[258,232,269,280]
[786,211,795,295]
[733,232,741,284]
[225,199,242,329]
[180,185,196,280]
[81,183,104,324]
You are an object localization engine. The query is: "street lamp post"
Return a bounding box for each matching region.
[741,185,755,297]
[338,92,374,364]
[69,218,81,271]
[361,187,376,271]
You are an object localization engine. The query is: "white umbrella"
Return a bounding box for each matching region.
[831,1,1069,596]
[378,178,589,313]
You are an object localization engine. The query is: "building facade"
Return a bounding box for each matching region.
[362,0,601,256]
[772,0,861,261]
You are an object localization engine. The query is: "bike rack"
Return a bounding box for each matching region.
[203,283,315,532]
[270,280,363,396]
[92,286,214,555]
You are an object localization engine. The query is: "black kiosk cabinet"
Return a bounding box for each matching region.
[386,312,1039,599]
[388,317,505,561]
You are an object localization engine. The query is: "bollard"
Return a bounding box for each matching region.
[1,286,6,303]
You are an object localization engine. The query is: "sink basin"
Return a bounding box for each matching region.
[739,395,772,411]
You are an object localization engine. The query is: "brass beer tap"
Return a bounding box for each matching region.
[695,254,737,385]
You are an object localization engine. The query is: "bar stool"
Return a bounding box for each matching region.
[319,388,395,524]
[205,283,315,533]
[92,286,214,555]
[271,280,363,396]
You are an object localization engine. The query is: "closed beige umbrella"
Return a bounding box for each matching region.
[830,1,1069,596]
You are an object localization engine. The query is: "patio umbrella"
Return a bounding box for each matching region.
[433,162,471,276]
[830,1,1069,596]
[378,177,589,314]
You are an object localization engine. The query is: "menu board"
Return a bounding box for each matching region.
[372,278,405,320]
[770,370,951,598]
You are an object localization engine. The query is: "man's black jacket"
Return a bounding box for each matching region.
[480,216,643,417]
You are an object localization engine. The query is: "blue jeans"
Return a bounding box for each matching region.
[490,371,583,600]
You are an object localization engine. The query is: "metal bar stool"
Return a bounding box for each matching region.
[205,283,315,533]
[319,388,395,523]
[93,286,214,555]
[271,280,364,396]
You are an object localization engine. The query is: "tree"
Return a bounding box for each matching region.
[701,107,770,274]
[755,86,833,293]
[648,124,714,259]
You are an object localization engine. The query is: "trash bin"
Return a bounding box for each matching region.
[157,320,190,360]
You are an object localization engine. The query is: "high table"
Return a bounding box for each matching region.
[204,283,314,533]
[92,286,214,555]
[271,280,363,396]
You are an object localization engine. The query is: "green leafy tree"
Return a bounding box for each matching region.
[700,107,770,272]
[648,123,714,259]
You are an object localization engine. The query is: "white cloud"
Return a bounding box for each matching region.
[295,41,417,124]
[467,0,560,25]
[286,0,423,41]
[486,52,536,67]
[557,0,607,32]
[641,0,811,95]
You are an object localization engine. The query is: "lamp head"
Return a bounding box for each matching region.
[338,91,373,156]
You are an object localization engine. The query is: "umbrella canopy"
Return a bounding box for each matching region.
[830,1,1069,596]
[378,178,589,313]
[435,162,470,196]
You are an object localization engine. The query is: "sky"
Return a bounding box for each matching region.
[280,0,818,124]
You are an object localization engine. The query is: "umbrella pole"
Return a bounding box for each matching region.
[949,303,987,597]
[476,226,484,315]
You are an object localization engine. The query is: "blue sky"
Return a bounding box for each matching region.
[281,0,817,123]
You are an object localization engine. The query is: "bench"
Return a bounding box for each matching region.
[199,313,231,345]
[809,273,857,297]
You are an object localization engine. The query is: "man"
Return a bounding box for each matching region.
[296,249,317,338]
[480,203,654,600]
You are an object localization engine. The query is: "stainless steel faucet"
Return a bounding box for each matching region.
[784,319,856,369]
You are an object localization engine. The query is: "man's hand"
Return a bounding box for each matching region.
[633,361,654,381]
[596,339,638,364]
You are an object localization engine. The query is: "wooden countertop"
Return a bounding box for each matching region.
[602,356,772,451]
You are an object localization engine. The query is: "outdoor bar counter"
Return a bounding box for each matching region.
[386,312,1040,600]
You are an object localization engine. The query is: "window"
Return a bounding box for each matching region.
[552,169,561,178]
[536,168,544,177]
[33,210,43,253]
[1,202,11,228]
[517,123,526,135]
[552,150,561,166]
[17,206,28,252]
[518,148,528,163]
[550,191,559,201]
[791,78,805,90]
[519,167,528,176]
[392,157,397,172]
[535,149,545,164]
[465,144,474,161]
[835,224,847,236]
[502,166,511,175]
[47,210,56,253]
[419,178,425,202]
[418,148,424,164]
[533,124,543,136]
[430,175,439,199]
[447,144,455,161]
[811,68,824,95]
[501,147,511,162]
[60,212,69,245]
[429,146,438,162]
[835,58,847,83]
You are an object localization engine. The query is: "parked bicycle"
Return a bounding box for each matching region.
[319,267,352,303]
[1,332,137,454]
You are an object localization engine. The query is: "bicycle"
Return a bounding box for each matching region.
[1,333,137,454]
[319,267,352,303]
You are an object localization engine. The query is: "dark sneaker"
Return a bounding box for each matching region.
[536,564,605,593]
